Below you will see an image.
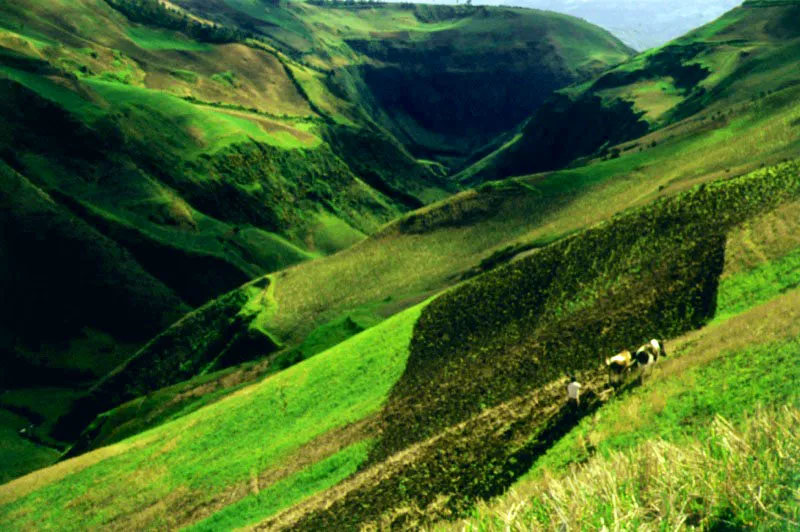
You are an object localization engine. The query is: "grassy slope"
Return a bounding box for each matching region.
[0,0,374,303]
[3,0,791,520]
[243,68,800,347]
[0,0,629,322]
[456,1,800,183]
[0,302,426,530]
[0,159,190,375]
[0,64,361,471]
[454,406,800,530]
[252,164,800,530]
[0,411,60,486]
[0,0,450,472]
[186,1,632,163]
[251,0,800,345]
[5,161,798,530]
[451,206,800,528]
[57,4,800,462]
[71,297,386,455]
[1,0,478,284]
[0,0,634,472]
[523,200,800,476]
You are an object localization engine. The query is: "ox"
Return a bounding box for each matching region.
[632,339,667,383]
[605,349,634,386]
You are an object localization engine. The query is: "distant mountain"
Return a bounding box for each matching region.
[525,0,744,50]
[395,0,744,50]
[456,0,800,183]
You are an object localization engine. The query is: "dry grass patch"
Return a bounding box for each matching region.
[453,406,800,531]
[723,200,800,279]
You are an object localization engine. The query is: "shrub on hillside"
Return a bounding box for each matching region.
[53,284,279,447]
[103,0,245,44]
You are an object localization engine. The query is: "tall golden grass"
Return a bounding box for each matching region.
[445,406,800,531]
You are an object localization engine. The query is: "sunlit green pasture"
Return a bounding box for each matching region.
[0,302,427,529]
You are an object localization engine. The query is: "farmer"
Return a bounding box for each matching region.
[567,376,582,408]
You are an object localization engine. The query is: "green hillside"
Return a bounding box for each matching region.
[452,204,800,528]
[2,0,800,529]
[49,0,800,475]
[457,0,800,183]
[74,3,800,449]
[177,0,633,163]
[0,0,631,468]
[2,159,799,529]
[1,302,426,529]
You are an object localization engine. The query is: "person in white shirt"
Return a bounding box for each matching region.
[567,376,582,408]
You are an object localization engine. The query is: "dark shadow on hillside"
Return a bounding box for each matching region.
[276,380,625,531]
[499,390,604,484]
[486,375,644,497]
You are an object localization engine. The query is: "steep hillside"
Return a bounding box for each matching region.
[56,14,800,453]
[3,1,800,527]
[0,0,631,465]
[2,160,799,530]
[174,1,632,164]
[458,0,800,183]
[265,162,800,530]
[452,200,800,528]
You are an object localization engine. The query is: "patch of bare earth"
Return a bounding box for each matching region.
[722,200,800,279]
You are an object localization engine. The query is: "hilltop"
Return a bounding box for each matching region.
[2,0,800,529]
[444,0,743,51]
